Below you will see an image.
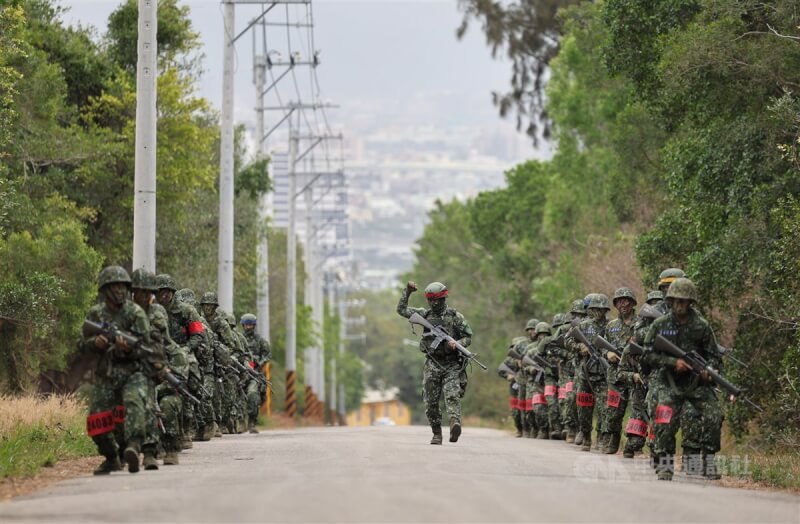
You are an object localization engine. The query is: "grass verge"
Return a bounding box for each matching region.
[0,395,95,478]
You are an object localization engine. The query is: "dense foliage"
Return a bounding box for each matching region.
[0,1,362,404]
[363,0,800,441]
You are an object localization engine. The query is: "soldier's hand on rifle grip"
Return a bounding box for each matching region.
[447,340,457,351]
[606,351,620,364]
[115,335,129,352]
[94,334,109,350]
[406,281,417,293]
[700,370,712,382]
[579,343,590,357]
[633,373,644,385]
[675,358,691,373]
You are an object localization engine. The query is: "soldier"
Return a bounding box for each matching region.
[617,301,660,458]
[396,281,473,445]
[226,313,254,433]
[519,320,539,437]
[524,322,553,439]
[642,278,724,481]
[199,292,240,434]
[132,270,191,466]
[566,293,611,452]
[538,319,564,439]
[563,300,586,444]
[78,266,155,474]
[156,277,216,442]
[601,287,638,455]
[241,312,271,425]
[645,290,664,306]
[498,345,523,437]
[653,268,686,315]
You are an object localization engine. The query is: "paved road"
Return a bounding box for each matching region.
[1,426,798,523]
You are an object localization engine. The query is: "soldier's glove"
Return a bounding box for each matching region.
[406,281,418,293]
[606,351,620,364]
[578,344,591,357]
[633,373,644,385]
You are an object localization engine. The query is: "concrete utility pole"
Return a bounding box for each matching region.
[327,277,337,424]
[337,293,347,424]
[285,123,299,418]
[218,1,236,312]
[132,0,157,272]
[254,54,271,342]
[303,187,317,417]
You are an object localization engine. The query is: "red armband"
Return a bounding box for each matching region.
[544,385,557,397]
[625,418,648,438]
[87,411,114,437]
[576,392,594,407]
[533,393,547,405]
[557,387,567,400]
[248,361,256,369]
[188,321,205,335]
[655,405,673,424]
[112,405,126,424]
[607,390,621,408]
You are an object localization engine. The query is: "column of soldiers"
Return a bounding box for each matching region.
[497,268,727,481]
[79,266,271,474]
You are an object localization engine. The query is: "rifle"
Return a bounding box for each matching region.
[628,341,645,357]
[521,355,546,382]
[523,352,557,373]
[595,335,622,356]
[408,313,488,371]
[83,319,202,406]
[229,357,272,387]
[507,347,524,360]
[638,304,662,321]
[716,344,748,368]
[654,335,763,412]
[567,327,610,370]
[497,362,519,390]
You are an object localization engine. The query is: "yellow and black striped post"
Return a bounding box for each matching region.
[286,370,296,418]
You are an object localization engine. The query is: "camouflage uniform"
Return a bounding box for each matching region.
[396,282,473,443]
[79,266,156,474]
[560,301,585,443]
[642,278,724,480]
[159,282,216,441]
[524,329,551,438]
[537,321,564,439]
[601,288,638,454]
[497,352,522,436]
[242,314,271,411]
[566,294,610,451]
[616,305,659,458]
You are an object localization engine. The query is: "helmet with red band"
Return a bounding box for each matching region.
[424,282,448,299]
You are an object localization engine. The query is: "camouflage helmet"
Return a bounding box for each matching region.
[612,287,637,306]
[130,268,157,291]
[583,293,597,309]
[551,313,566,328]
[665,277,698,302]
[570,299,585,315]
[225,312,236,327]
[155,273,177,291]
[525,318,540,331]
[424,282,448,299]
[199,292,219,305]
[658,268,686,289]
[240,313,257,325]
[645,290,664,305]
[176,288,196,305]
[587,293,611,310]
[98,266,131,290]
[535,322,552,336]
[511,336,527,347]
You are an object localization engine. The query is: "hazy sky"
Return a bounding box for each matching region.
[60,0,535,148]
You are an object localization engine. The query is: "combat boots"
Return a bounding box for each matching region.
[200,423,215,441]
[248,422,259,434]
[550,424,563,440]
[181,437,193,450]
[449,420,462,443]
[163,451,179,465]
[123,442,141,474]
[581,436,592,452]
[93,456,122,475]
[522,430,531,438]
[430,425,443,445]
[536,429,549,439]
[213,422,222,438]
[604,433,621,455]
[566,429,576,443]
[622,445,635,459]
[514,429,523,438]
[574,431,584,446]
[142,446,159,470]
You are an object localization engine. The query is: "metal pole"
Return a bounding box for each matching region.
[285,122,298,418]
[254,54,271,342]
[337,291,347,424]
[132,0,157,272]
[303,187,316,417]
[327,278,337,424]
[218,1,235,312]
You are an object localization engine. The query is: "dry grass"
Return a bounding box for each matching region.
[0,394,95,478]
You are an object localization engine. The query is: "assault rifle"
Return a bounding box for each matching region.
[498,361,517,378]
[523,352,557,373]
[595,335,623,357]
[654,335,762,412]
[408,313,487,371]
[83,319,201,406]
[716,344,748,369]
[567,327,610,371]
[507,348,524,360]
[521,354,548,382]
[229,357,272,389]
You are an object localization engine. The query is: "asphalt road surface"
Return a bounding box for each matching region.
[1,426,798,523]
